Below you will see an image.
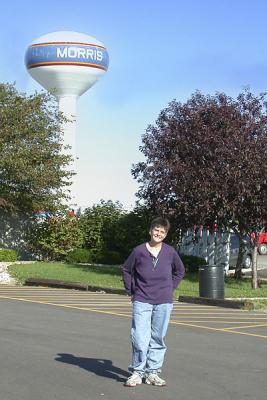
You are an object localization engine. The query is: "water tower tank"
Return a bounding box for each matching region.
[25,31,109,207]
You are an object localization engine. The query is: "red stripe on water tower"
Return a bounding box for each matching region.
[27,61,108,71]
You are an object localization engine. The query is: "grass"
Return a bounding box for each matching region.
[8,262,267,300]
[177,273,267,298]
[8,262,123,289]
[253,299,267,309]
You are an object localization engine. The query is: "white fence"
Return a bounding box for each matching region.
[178,227,231,271]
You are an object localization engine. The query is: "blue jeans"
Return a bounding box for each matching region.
[129,301,173,376]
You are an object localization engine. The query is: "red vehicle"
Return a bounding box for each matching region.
[258,226,267,255]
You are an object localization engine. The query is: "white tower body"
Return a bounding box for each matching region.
[25,31,109,207]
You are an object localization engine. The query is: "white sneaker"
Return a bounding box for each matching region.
[145,373,166,386]
[124,372,142,387]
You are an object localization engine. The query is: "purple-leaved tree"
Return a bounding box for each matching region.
[132,90,267,284]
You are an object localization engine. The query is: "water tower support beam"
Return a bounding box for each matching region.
[58,94,78,208]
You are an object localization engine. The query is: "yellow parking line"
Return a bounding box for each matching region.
[0,297,251,312]
[220,330,267,339]
[170,320,267,339]
[1,294,267,340]
[0,295,132,317]
[170,315,267,319]
[173,308,248,311]
[4,297,259,315]
[172,311,261,315]
[224,324,267,330]
[49,304,131,307]
[40,304,132,308]
[21,301,132,305]
[170,320,266,324]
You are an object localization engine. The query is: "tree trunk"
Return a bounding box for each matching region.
[251,245,259,290]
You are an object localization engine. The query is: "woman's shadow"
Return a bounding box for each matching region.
[55,353,129,382]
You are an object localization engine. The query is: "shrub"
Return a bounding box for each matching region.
[26,215,84,261]
[65,248,123,265]
[65,248,92,264]
[181,255,206,273]
[0,249,17,262]
[95,250,123,265]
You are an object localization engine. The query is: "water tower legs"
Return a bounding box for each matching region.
[58,95,78,209]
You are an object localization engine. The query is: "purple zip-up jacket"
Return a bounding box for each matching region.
[122,243,185,304]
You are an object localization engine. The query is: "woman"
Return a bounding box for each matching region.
[122,217,185,387]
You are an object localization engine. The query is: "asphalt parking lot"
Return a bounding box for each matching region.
[1,286,267,339]
[0,286,266,400]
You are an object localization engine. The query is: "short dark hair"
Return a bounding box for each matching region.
[150,217,170,232]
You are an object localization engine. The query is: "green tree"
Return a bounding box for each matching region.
[0,83,73,213]
[26,214,84,261]
[80,200,124,252]
[114,206,153,258]
[80,201,163,261]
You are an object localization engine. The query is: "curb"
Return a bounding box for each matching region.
[178,295,255,310]
[24,278,127,295]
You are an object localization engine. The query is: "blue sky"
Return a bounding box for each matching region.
[1,0,267,209]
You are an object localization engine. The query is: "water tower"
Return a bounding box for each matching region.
[25,31,109,207]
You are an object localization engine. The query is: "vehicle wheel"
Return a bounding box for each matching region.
[243,255,252,269]
[258,243,267,255]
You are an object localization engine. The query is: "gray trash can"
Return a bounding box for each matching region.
[199,265,225,299]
